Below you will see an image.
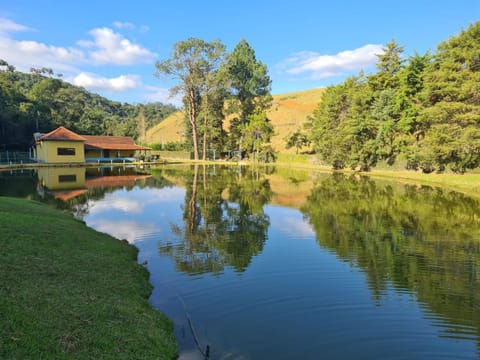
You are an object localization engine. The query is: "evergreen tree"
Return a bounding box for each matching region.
[415,21,480,172]
[284,130,311,154]
[242,110,274,162]
[225,39,273,158]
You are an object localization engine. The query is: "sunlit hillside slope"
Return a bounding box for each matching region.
[145,88,324,153]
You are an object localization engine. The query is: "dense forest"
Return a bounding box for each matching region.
[0,63,177,149]
[307,21,480,173]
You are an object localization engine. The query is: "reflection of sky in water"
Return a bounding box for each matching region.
[79,177,480,360]
[87,219,159,243]
[91,196,145,213]
[267,205,315,239]
[85,186,185,243]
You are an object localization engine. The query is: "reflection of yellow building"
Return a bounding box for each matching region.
[36,167,87,201]
[37,167,86,190]
[34,126,150,164]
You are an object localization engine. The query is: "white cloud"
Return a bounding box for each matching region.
[79,27,157,65]
[144,85,182,106]
[0,37,84,73]
[112,21,135,30]
[0,17,83,73]
[0,17,31,33]
[0,17,161,103]
[112,21,149,33]
[71,72,141,92]
[279,44,384,80]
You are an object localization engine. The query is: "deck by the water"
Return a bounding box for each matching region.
[85,157,137,164]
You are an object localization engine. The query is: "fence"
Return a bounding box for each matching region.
[150,150,192,161]
[0,151,34,165]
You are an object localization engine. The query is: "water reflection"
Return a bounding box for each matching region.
[152,167,480,357]
[302,173,480,345]
[1,165,480,358]
[0,166,168,217]
[158,165,272,274]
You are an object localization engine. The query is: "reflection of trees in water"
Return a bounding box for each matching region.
[159,165,271,275]
[0,169,37,197]
[302,173,480,348]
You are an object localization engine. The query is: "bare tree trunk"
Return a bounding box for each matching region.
[188,164,199,234]
[189,89,199,161]
[202,97,208,161]
[138,110,146,144]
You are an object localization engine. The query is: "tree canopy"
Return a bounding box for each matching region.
[155,38,274,161]
[155,38,227,160]
[0,63,177,150]
[308,21,480,173]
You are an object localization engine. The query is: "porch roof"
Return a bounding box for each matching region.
[83,135,150,151]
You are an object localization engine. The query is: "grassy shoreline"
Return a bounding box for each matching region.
[0,197,178,359]
[166,156,480,199]
[2,154,480,199]
[273,154,480,199]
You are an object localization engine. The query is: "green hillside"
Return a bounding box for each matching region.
[0,65,176,149]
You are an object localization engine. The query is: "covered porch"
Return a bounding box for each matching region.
[83,135,150,163]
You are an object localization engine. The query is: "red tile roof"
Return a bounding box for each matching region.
[83,135,150,150]
[49,175,152,201]
[37,127,150,150]
[39,126,86,141]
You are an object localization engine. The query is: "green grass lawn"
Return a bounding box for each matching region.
[0,197,178,359]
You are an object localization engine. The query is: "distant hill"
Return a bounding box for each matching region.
[145,88,324,153]
[268,88,324,153]
[145,111,186,147]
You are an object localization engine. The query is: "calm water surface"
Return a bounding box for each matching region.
[1,165,480,359]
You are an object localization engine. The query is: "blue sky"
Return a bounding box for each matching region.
[1,1,478,105]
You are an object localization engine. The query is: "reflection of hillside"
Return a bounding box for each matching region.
[302,174,480,349]
[267,174,312,208]
[266,169,330,208]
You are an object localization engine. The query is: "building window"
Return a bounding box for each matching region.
[57,147,76,156]
[58,174,77,182]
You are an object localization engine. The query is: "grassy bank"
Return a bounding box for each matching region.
[365,169,480,199]
[0,197,177,359]
[274,154,480,199]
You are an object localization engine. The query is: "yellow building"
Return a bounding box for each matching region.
[34,126,150,163]
[34,127,86,163]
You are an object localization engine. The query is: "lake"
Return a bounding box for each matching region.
[1,165,479,359]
